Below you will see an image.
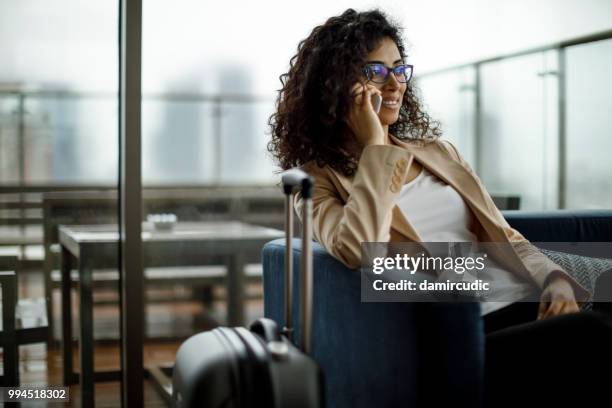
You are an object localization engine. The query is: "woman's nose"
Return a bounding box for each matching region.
[384,72,401,90]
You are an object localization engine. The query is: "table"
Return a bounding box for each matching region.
[59,221,283,407]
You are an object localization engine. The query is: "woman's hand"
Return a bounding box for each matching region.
[537,274,580,320]
[345,82,385,148]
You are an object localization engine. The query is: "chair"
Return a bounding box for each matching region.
[262,210,612,408]
[502,209,612,244]
[263,239,483,408]
[0,255,53,387]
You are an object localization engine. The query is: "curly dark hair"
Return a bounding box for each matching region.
[267,8,441,177]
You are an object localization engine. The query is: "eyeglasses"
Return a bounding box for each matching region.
[362,63,414,84]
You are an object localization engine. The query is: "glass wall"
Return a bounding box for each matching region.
[478,51,559,210]
[420,49,572,211]
[2,94,118,184]
[0,0,120,402]
[420,40,612,211]
[0,93,20,184]
[565,38,612,209]
[141,96,275,184]
[142,98,216,184]
[417,66,478,168]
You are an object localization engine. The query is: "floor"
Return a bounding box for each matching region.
[18,342,178,407]
[6,270,265,407]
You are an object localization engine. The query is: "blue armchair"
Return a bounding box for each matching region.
[262,210,612,408]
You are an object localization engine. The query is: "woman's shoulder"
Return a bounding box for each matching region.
[297,159,350,198]
[300,159,329,177]
[431,138,477,175]
[431,138,461,162]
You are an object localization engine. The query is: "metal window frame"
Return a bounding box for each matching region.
[557,47,567,209]
[119,0,144,407]
[419,29,612,209]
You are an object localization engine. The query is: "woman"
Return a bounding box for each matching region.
[268,8,612,406]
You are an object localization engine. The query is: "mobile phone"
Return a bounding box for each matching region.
[371,93,382,114]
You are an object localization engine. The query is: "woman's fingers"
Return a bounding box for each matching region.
[362,86,374,110]
[537,300,550,320]
[540,299,580,319]
[561,300,580,314]
[345,83,363,125]
[537,288,551,319]
[538,279,581,320]
[349,83,382,116]
[345,81,385,147]
[349,83,368,115]
[542,300,563,319]
[350,81,364,96]
[360,84,382,112]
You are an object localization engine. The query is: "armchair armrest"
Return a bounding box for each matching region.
[502,210,612,242]
[502,210,612,257]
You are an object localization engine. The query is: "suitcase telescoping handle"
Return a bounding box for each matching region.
[281,169,314,354]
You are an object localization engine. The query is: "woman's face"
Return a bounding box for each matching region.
[363,37,407,126]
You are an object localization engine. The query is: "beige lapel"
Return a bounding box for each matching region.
[326,136,509,243]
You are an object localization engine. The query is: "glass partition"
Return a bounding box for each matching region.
[565,38,612,209]
[479,50,559,210]
[0,1,121,404]
[417,66,478,169]
[142,98,216,184]
[21,94,117,184]
[0,94,20,184]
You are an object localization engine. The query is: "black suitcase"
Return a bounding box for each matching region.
[172,169,324,408]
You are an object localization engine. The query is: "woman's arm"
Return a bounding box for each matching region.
[294,144,413,269]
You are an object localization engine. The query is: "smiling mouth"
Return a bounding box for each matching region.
[382,99,399,108]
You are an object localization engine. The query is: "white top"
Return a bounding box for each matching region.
[396,167,534,316]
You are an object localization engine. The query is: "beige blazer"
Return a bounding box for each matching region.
[295,134,591,301]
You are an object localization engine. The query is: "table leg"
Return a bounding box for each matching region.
[1,271,18,386]
[61,246,76,385]
[79,259,95,407]
[227,252,245,326]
